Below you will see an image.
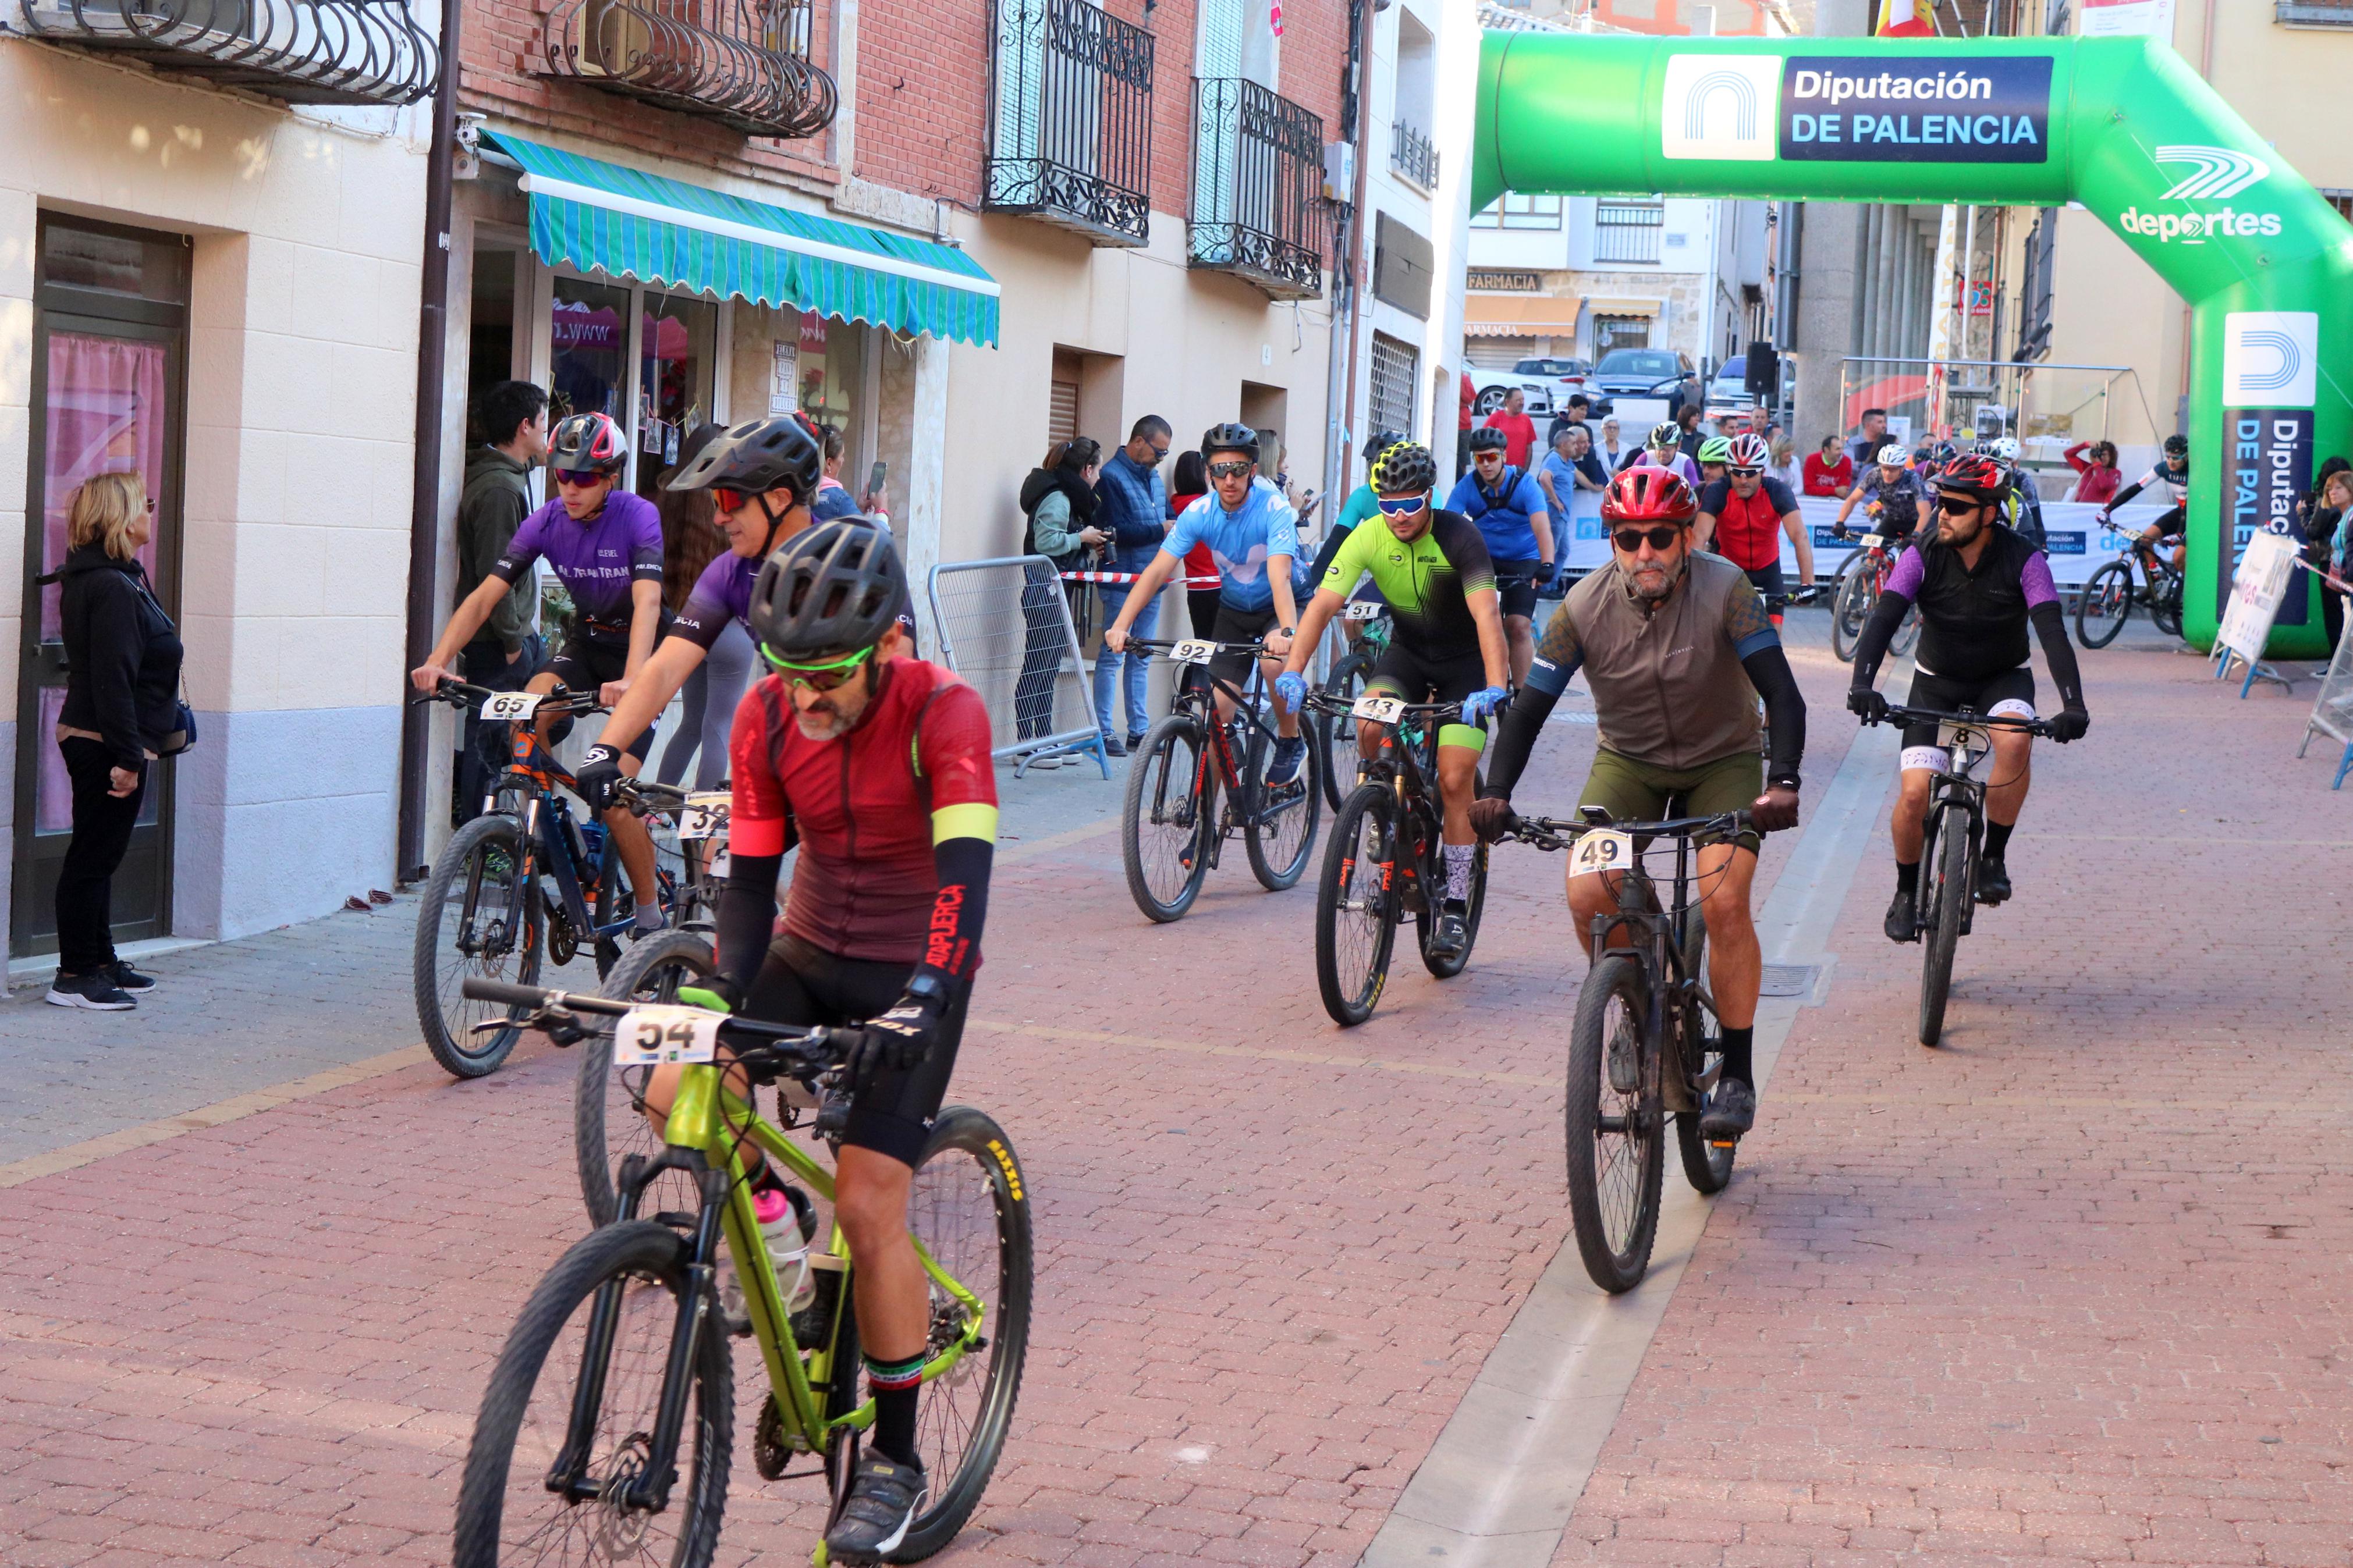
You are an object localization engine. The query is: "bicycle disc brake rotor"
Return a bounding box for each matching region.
[591,1431,659,1549]
[546,892,579,967]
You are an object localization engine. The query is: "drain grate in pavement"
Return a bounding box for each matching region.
[1760,962,1827,1001]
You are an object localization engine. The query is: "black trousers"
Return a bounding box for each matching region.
[55,737,145,975]
[1013,568,1067,741]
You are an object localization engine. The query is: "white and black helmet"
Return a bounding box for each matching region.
[749,520,906,666]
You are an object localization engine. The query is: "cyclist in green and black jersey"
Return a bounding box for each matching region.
[1276,442,1511,960]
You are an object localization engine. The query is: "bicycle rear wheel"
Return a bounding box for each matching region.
[2152,566,2185,638]
[2075,560,2133,649]
[1245,723,1322,891]
[1121,714,1211,922]
[1829,558,1872,663]
[896,1107,1034,1561]
[1415,835,1487,978]
[1890,600,1922,657]
[1566,953,1664,1293]
[1315,651,1370,811]
[1671,909,1735,1194]
[579,930,718,1227]
[1918,806,1969,1047]
[414,812,542,1079]
[453,1220,730,1568]
[1315,785,1401,1026]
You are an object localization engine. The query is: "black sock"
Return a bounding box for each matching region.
[1720,1025,1755,1086]
[1896,860,1919,894]
[1983,820,2014,859]
[865,1353,926,1467]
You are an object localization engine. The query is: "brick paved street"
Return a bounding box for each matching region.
[3,620,2350,1568]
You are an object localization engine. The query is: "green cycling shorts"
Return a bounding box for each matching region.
[1577,748,1763,854]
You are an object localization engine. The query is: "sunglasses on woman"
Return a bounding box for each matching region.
[1376,495,1428,517]
[760,643,874,692]
[1611,525,1683,553]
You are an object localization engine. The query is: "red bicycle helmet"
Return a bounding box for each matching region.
[1602,465,1699,524]
[1930,452,2009,506]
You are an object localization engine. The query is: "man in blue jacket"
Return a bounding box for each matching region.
[1447,425,1555,684]
[1092,415,1173,753]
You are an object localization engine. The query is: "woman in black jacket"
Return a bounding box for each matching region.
[49,471,184,1011]
[1012,439,1104,759]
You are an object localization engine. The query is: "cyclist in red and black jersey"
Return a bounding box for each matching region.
[1696,433,1815,624]
[647,521,998,1562]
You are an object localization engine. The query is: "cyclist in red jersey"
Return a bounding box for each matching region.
[648,521,998,1562]
[1696,432,1815,624]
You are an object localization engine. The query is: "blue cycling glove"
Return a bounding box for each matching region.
[1460,687,1510,724]
[1274,671,1308,711]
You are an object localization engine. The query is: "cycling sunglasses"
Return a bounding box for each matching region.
[709,485,766,514]
[1611,525,1683,553]
[1727,465,1764,478]
[760,642,874,692]
[552,468,610,489]
[1376,495,1428,517]
[1206,460,1254,480]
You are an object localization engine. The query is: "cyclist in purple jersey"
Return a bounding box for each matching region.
[413,413,672,930]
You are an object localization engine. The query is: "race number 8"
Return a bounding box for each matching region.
[1568,829,1634,879]
[480,691,543,722]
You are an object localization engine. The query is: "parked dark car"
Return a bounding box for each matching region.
[1591,348,1698,418]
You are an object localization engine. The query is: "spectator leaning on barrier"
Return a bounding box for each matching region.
[1545,393,1593,450]
[1168,450,1216,640]
[1092,415,1172,755]
[1482,387,1540,469]
[1846,407,1889,472]
[49,471,186,1012]
[1535,422,1609,522]
[1802,435,1854,498]
[453,380,549,823]
[1598,416,1631,474]
[2062,439,2122,506]
[1014,437,1106,764]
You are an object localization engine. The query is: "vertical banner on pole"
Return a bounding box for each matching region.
[2223,410,2313,627]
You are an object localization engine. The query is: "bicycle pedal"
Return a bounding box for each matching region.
[1708,1139,1737,1151]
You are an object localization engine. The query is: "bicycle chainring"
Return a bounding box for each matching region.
[545,895,579,968]
[754,1395,793,1481]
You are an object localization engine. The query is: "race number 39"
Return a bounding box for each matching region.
[480,691,543,722]
[1569,830,1634,879]
[1167,639,1216,666]
[614,1005,722,1065]
[1350,694,1406,724]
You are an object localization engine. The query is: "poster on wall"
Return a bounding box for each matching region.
[771,341,797,414]
[2078,0,2175,38]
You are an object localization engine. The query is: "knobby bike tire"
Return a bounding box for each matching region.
[1890,599,1923,658]
[452,1220,731,1568]
[414,812,541,1079]
[1244,720,1323,892]
[1314,785,1401,1027]
[1316,650,1371,812]
[1565,952,1665,1293]
[2152,567,2185,638]
[578,930,718,1227]
[892,1106,1035,1561]
[1415,832,1488,979]
[2075,560,2133,649]
[1829,557,1872,663]
[1673,906,1736,1195]
[1918,805,1969,1047]
[1121,714,1211,923]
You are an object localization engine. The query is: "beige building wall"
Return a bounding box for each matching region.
[1,40,429,945]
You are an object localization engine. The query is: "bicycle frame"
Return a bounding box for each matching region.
[1322,696,1457,910]
[1149,642,1304,834]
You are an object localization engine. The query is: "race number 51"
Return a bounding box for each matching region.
[613,1005,722,1065]
[1569,829,1634,879]
[480,691,543,723]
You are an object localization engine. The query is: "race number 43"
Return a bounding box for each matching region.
[1569,829,1635,879]
[480,691,543,723]
[1167,639,1217,665]
[677,792,731,840]
[614,1005,722,1065]
[1350,694,1406,724]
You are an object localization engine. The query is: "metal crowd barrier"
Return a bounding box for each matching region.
[927,556,1109,778]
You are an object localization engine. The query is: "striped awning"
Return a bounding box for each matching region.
[488,131,999,347]
[1464,292,1581,337]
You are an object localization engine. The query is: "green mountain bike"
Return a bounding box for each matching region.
[452,980,1031,1568]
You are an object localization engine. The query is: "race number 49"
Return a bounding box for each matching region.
[1568,829,1634,879]
[613,1005,722,1065]
[480,691,543,722]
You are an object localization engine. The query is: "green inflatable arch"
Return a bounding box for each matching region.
[1472,31,2353,655]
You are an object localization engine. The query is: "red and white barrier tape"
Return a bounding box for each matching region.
[1060,571,1223,589]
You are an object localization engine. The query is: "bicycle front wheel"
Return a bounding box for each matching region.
[1245,722,1322,891]
[1918,807,1969,1047]
[453,1220,732,1568]
[578,930,718,1228]
[1314,785,1401,1026]
[1672,909,1735,1195]
[1122,714,1211,922]
[414,812,542,1079]
[2075,560,2133,649]
[1829,558,1872,663]
[1566,952,1665,1293]
[1315,651,1370,811]
[896,1106,1034,1562]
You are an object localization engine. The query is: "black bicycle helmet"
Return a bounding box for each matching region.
[1467,426,1510,456]
[1363,431,1408,472]
[666,414,824,505]
[1201,422,1261,467]
[748,520,907,665]
[549,411,629,474]
[1371,441,1438,496]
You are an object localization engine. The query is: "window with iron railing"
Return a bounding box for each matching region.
[1593,200,1665,264]
[1369,333,1418,438]
[16,0,436,104]
[2279,0,2353,24]
[1190,76,1328,300]
[1390,120,1439,191]
[540,0,837,138]
[985,0,1154,246]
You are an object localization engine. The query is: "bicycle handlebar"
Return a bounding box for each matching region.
[460,979,846,1076]
[1300,690,1465,724]
[413,677,606,717]
[1127,638,1284,657]
[1866,705,2056,739]
[1507,809,1752,852]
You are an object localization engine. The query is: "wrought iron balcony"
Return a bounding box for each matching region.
[985,0,1153,246]
[1390,119,1438,191]
[15,0,435,105]
[1593,200,1663,264]
[1190,76,1326,300]
[541,0,836,139]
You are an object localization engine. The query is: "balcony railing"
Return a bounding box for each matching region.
[1190,76,1326,300]
[984,0,1153,246]
[541,0,836,139]
[2279,1,2353,23]
[1390,119,1438,190]
[1593,200,1664,264]
[16,0,435,105]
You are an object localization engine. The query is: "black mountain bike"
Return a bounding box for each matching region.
[1501,807,1746,1293]
[1119,638,1321,922]
[1863,704,2057,1046]
[1304,691,1489,1026]
[1314,602,1391,810]
[2077,522,2184,647]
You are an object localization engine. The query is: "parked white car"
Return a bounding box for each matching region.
[1469,365,1555,418]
